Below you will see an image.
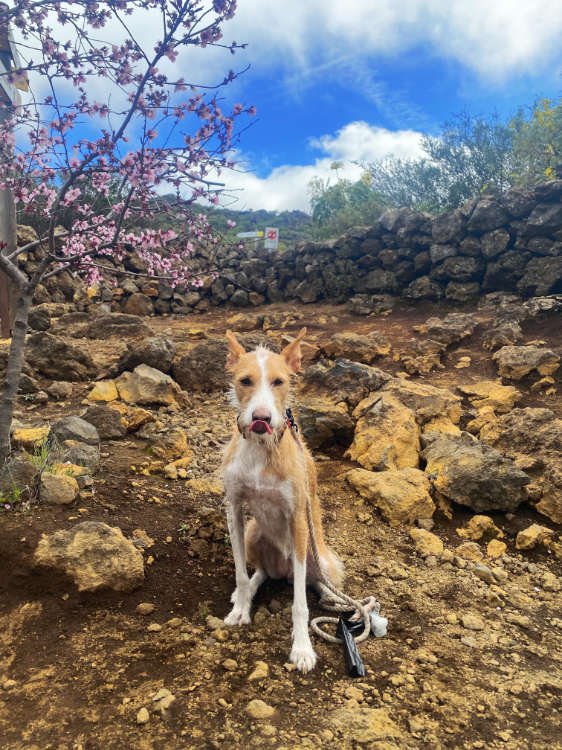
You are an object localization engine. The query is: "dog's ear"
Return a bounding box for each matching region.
[281,327,307,373]
[226,330,245,369]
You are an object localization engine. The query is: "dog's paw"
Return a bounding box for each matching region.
[224,606,251,627]
[289,645,317,673]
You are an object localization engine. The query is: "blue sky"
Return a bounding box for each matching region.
[207,0,562,212]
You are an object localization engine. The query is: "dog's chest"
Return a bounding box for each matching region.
[225,445,295,543]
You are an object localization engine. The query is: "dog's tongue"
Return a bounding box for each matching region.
[250,419,273,435]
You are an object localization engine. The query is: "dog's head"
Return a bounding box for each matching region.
[225,328,306,442]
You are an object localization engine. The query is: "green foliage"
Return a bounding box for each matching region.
[309,171,387,238]
[367,112,515,213]
[510,98,562,186]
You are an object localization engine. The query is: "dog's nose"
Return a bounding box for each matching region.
[252,410,271,423]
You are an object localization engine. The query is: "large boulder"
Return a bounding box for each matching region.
[172,339,229,393]
[457,380,521,413]
[301,359,390,409]
[524,202,562,236]
[346,393,420,471]
[113,336,176,375]
[116,364,188,406]
[492,345,560,380]
[424,312,479,347]
[320,331,390,364]
[517,257,562,296]
[422,432,530,512]
[26,333,97,381]
[81,404,128,440]
[39,473,79,505]
[346,467,435,526]
[466,198,509,233]
[382,379,462,426]
[34,522,144,592]
[51,416,100,446]
[123,292,154,317]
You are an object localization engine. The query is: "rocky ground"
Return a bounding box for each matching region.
[0,296,561,750]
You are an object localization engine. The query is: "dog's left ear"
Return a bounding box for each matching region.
[226,330,246,370]
[281,327,307,373]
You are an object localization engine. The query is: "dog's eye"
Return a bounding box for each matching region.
[239,376,252,386]
[272,378,284,387]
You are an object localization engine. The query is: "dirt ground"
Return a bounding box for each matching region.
[0,299,561,750]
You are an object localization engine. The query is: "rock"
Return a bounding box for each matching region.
[79,313,153,339]
[136,602,155,615]
[472,564,495,584]
[424,312,479,347]
[34,522,144,592]
[457,515,503,542]
[28,307,51,332]
[383,378,462,426]
[152,688,176,715]
[0,453,40,501]
[61,441,100,470]
[246,699,276,720]
[482,321,523,351]
[330,706,403,745]
[404,276,443,301]
[136,707,150,725]
[162,455,193,480]
[26,333,97,381]
[10,425,50,451]
[113,336,176,376]
[222,659,238,672]
[140,425,190,462]
[123,292,153,317]
[296,397,354,450]
[422,432,530,512]
[172,339,229,393]
[51,416,99,446]
[481,228,511,259]
[401,338,445,375]
[347,467,435,526]
[492,345,560,380]
[87,381,119,402]
[455,542,484,562]
[321,331,390,364]
[461,614,485,631]
[409,527,444,557]
[466,198,509,233]
[301,359,390,409]
[445,281,481,303]
[46,381,73,401]
[116,365,188,406]
[457,381,521,413]
[517,256,562,296]
[39,473,79,505]
[515,524,555,551]
[432,209,465,243]
[248,661,269,682]
[525,201,562,234]
[487,539,507,559]
[82,404,128,440]
[346,394,420,471]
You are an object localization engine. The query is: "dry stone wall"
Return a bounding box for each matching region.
[18,179,562,313]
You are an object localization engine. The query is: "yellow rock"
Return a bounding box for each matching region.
[147,427,189,462]
[487,539,507,559]
[466,405,497,436]
[116,364,188,407]
[109,402,154,432]
[346,394,420,471]
[422,416,461,436]
[330,706,404,745]
[248,661,269,681]
[515,523,555,551]
[409,527,444,557]
[39,473,79,505]
[457,515,504,542]
[50,462,90,478]
[87,380,118,402]
[11,426,50,451]
[535,491,562,525]
[162,454,194,480]
[246,699,276,720]
[455,541,484,562]
[347,467,435,527]
[457,381,521,413]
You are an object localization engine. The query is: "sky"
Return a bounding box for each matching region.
[10,1,562,215]
[206,0,562,213]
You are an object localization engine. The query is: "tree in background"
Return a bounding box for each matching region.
[309,166,386,239]
[0,0,254,462]
[511,98,562,186]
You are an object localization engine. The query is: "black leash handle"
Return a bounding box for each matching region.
[336,615,366,678]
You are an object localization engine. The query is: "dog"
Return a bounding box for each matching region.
[221,327,343,672]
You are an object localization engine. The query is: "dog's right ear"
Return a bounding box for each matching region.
[226,330,245,369]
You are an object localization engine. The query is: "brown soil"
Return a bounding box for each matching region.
[0,300,561,750]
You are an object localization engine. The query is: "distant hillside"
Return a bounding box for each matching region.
[202,206,314,248]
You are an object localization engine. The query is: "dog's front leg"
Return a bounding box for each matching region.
[224,501,253,626]
[290,515,317,673]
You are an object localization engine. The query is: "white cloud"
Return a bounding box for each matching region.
[225,0,562,82]
[217,121,424,212]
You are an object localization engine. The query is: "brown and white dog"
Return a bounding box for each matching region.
[221,327,343,672]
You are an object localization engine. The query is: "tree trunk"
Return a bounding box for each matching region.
[0,284,31,463]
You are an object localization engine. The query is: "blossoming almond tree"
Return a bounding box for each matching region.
[0,0,254,462]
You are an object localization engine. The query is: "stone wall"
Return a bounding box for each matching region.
[18,179,562,313]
